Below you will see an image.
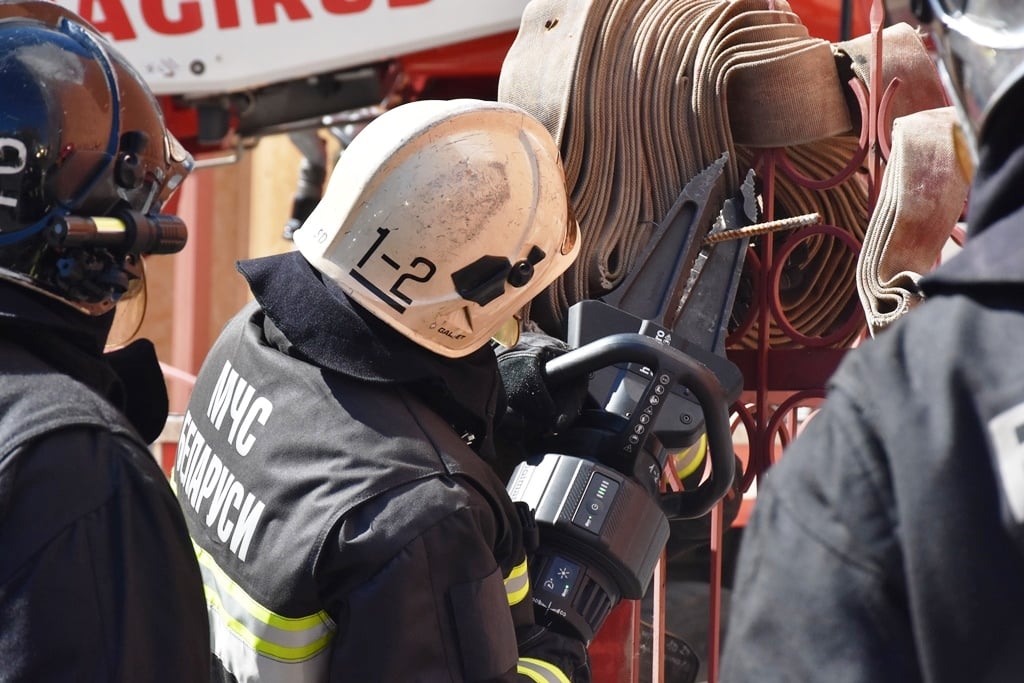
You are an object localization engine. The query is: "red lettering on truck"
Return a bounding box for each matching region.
[142,0,202,35]
[321,0,370,14]
[254,0,312,25]
[214,0,241,29]
[72,0,432,40]
[78,0,136,40]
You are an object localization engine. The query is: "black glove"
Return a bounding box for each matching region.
[517,623,592,682]
[496,332,589,443]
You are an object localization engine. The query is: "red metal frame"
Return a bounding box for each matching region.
[704,3,894,679]
[728,0,893,500]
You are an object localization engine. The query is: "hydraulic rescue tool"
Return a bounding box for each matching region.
[506,155,754,644]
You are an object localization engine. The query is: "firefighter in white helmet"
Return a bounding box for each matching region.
[174,98,593,681]
[0,1,210,679]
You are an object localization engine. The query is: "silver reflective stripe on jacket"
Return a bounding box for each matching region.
[517,657,572,683]
[194,542,336,682]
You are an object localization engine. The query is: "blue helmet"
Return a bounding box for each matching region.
[0,0,192,314]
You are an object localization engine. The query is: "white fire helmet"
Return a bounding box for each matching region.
[294,98,580,358]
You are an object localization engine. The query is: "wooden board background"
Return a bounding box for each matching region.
[137,133,322,388]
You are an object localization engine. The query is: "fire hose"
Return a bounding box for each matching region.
[499,0,947,347]
[856,106,970,335]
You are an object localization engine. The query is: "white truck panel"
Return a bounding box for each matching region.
[54,0,530,96]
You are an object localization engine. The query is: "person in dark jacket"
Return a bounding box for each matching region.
[721,1,1024,681]
[0,2,210,679]
[174,98,593,681]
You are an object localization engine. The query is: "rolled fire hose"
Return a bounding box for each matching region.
[855,107,970,335]
[498,0,947,348]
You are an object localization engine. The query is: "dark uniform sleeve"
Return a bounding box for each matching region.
[720,388,920,683]
[320,476,588,682]
[0,428,211,681]
[505,508,591,683]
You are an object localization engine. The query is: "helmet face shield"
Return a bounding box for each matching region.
[87,42,192,216]
[887,0,1024,153]
[295,99,580,358]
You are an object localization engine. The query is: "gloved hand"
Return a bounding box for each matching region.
[495,332,589,444]
[516,623,592,682]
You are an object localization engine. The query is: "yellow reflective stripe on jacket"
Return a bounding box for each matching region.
[193,541,335,678]
[517,657,572,683]
[504,557,530,606]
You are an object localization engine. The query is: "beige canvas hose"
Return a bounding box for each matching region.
[499,0,947,348]
[856,107,970,335]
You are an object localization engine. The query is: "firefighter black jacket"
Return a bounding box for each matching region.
[0,283,210,680]
[176,251,588,682]
[721,101,1024,681]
